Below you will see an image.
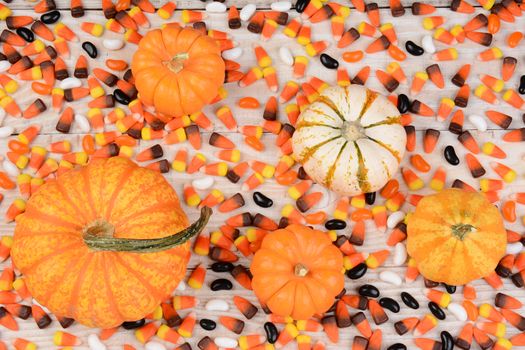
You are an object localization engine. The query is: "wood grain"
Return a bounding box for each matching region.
[7,0,470,11]
[0,1,524,349]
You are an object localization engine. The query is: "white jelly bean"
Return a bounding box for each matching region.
[507,242,523,255]
[279,47,294,66]
[206,2,227,13]
[379,271,402,286]
[88,334,107,350]
[468,114,487,132]
[145,342,166,350]
[422,35,436,54]
[60,77,82,89]
[447,302,468,322]
[215,337,238,348]
[103,39,124,50]
[393,242,407,266]
[0,126,14,138]
[3,159,19,177]
[193,176,214,190]
[240,4,256,21]
[205,299,229,311]
[222,47,243,60]
[271,1,292,11]
[74,114,91,133]
[387,211,405,229]
[0,60,10,73]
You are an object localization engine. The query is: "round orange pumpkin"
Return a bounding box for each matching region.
[251,224,344,320]
[131,25,225,118]
[11,157,210,328]
[407,188,506,285]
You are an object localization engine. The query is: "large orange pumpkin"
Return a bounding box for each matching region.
[251,225,344,320]
[131,25,225,118]
[407,188,506,285]
[11,157,211,328]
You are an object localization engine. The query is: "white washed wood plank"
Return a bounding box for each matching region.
[2,8,524,137]
[6,0,472,11]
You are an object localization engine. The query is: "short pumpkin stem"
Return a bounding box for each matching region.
[294,263,309,277]
[164,53,189,73]
[451,223,476,240]
[83,207,212,253]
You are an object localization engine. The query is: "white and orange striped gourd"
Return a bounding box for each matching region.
[292,85,406,196]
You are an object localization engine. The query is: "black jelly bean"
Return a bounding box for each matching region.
[405,40,424,56]
[264,322,279,344]
[211,262,234,273]
[365,192,376,205]
[16,27,34,42]
[387,344,407,350]
[519,75,525,95]
[441,331,454,350]
[346,263,367,280]
[82,41,98,58]
[210,278,233,291]
[379,297,400,313]
[444,284,456,294]
[121,318,145,329]
[320,53,339,69]
[253,191,273,208]
[295,0,309,13]
[428,301,446,320]
[41,10,60,24]
[444,145,460,165]
[325,219,346,230]
[114,89,131,105]
[400,292,419,309]
[199,319,216,331]
[397,93,409,113]
[358,284,379,298]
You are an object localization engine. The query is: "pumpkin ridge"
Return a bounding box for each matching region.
[177,73,206,115]
[21,241,84,275]
[102,254,125,322]
[297,136,341,163]
[363,115,402,128]
[177,27,203,57]
[316,95,345,122]
[354,142,371,192]
[55,173,90,223]
[67,254,95,319]
[82,166,99,219]
[131,48,166,74]
[324,141,347,188]
[108,180,164,222]
[118,250,179,278]
[357,90,378,120]
[42,249,89,312]
[114,254,166,301]
[103,163,137,221]
[366,136,401,162]
[113,200,180,231]
[23,206,82,231]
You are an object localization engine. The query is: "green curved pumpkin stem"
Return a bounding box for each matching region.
[83,207,212,253]
[451,223,476,240]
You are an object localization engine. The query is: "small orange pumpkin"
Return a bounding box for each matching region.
[251,224,344,320]
[407,188,506,285]
[11,157,210,328]
[131,25,225,118]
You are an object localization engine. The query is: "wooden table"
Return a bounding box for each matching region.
[1,0,525,349]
